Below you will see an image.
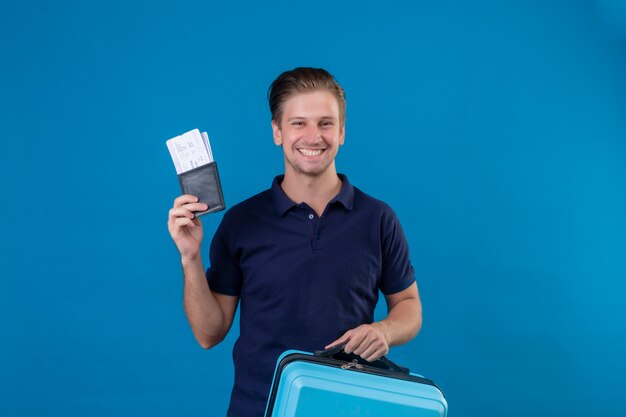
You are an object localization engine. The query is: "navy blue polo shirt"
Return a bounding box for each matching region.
[206,174,415,417]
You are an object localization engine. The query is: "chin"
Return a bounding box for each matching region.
[285,152,338,176]
[291,165,331,177]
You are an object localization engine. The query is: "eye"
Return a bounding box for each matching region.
[320,120,334,127]
[291,120,304,127]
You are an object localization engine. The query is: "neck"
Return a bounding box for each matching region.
[281,166,342,217]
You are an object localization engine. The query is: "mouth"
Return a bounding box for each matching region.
[297,148,326,157]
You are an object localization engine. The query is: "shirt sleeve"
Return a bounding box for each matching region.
[379,207,416,295]
[205,216,243,296]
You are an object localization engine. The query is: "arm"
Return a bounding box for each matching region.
[168,194,238,349]
[325,282,422,362]
[181,254,238,349]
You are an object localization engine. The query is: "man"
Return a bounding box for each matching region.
[168,67,422,417]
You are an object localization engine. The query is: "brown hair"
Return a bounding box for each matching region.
[268,67,346,126]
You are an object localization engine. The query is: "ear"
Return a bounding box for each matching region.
[272,120,282,146]
[338,124,345,146]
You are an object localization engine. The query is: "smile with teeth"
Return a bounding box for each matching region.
[297,148,326,156]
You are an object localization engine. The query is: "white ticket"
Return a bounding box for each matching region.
[166,128,214,174]
[201,131,214,162]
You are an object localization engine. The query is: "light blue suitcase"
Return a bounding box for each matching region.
[264,346,448,417]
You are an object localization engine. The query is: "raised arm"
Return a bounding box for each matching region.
[168,194,238,349]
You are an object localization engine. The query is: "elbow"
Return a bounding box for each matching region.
[411,295,423,339]
[404,305,422,342]
[412,299,423,336]
[400,317,421,345]
[412,313,423,339]
[197,334,225,350]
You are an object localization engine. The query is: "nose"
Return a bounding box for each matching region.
[305,125,323,142]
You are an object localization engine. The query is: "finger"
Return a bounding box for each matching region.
[359,342,387,362]
[174,217,196,228]
[170,203,208,220]
[362,348,386,363]
[344,331,367,354]
[180,202,209,212]
[351,334,374,356]
[325,332,351,350]
[169,207,195,221]
[173,194,200,208]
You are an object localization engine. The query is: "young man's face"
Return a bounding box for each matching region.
[272,90,345,178]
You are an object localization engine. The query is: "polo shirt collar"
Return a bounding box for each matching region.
[332,174,355,210]
[271,173,355,216]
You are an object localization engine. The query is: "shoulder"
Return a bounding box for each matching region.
[217,188,273,232]
[227,188,272,215]
[351,185,405,239]
[208,189,273,258]
[352,186,397,218]
[211,188,272,250]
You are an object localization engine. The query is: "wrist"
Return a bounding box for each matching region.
[371,321,391,346]
[181,253,202,268]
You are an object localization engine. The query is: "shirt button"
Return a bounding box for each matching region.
[308,214,314,220]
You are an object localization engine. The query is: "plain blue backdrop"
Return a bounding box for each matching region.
[1,0,625,416]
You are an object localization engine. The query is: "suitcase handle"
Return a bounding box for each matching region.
[314,344,410,375]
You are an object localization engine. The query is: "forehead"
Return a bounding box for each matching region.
[281,90,340,119]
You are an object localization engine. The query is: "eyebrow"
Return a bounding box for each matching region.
[286,116,337,121]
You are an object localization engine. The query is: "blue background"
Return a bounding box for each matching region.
[1,0,625,416]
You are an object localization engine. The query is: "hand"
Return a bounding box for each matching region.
[325,323,390,362]
[167,195,208,259]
